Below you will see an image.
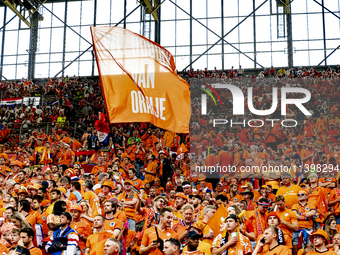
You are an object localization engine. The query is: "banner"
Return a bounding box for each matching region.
[90,26,190,133]
[0,98,22,105]
[23,97,40,106]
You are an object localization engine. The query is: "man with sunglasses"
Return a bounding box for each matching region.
[291,189,316,255]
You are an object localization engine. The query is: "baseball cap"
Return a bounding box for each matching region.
[186,231,203,239]
[175,193,188,201]
[70,204,83,213]
[124,180,133,185]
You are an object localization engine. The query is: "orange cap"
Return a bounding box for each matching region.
[28,183,42,190]
[124,180,133,185]
[298,189,309,196]
[175,192,188,201]
[58,187,67,196]
[102,181,113,190]
[70,204,83,213]
[309,229,328,244]
[266,211,281,225]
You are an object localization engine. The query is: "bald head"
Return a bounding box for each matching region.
[104,238,120,255]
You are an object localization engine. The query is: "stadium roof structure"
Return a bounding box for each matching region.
[0,0,340,80]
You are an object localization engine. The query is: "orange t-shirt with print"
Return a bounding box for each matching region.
[103,217,123,232]
[141,226,179,255]
[86,231,115,255]
[71,220,92,255]
[212,232,252,255]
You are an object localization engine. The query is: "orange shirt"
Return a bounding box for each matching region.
[141,227,179,255]
[276,185,301,209]
[308,186,328,223]
[227,193,243,204]
[259,244,292,255]
[212,232,252,255]
[0,243,7,255]
[36,211,49,236]
[70,220,92,255]
[182,250,205,255]
[164,131,176,148]
[103,217,123,232]
[291,202,315,229]
[91,165,105,175]
[86,231,115,255]
[329,188,340,214]
[118,191,138,219]
[25,211,39,230]
[308,251,337,255]
[131,178,145,190]
[83,191,101,216]
[28,246,43,255]
[145,162,157,183]
[276,208,297,236]
[59,149,75,166]
[113,210,127,224]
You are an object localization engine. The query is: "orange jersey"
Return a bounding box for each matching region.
[259,244,292,255]
[86,231,115,255]
[276,185,301,209]
[291,202,315,229]
[141,227,179,255]
[59,150,75,166]
[70,220,92,255]
[308,186,328,223]
[28,246,43,255]
[329,188,340,213]
[36,211,49,236]
[83,191,101,216]
[91,165,106,175]
[113,210,127,224]
[182,250,205,255]
[25,211,39,230]
[308,251,337,255]
[131,178,145,190]
[117,191,138,220]
[212,232,252,255]
[103,217,123,232]
[0,243,7,255]
[276,208,297,248]
[145,162,157,183]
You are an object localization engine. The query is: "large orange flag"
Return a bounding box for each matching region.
[207,204,229,236]
[90,26,190,133]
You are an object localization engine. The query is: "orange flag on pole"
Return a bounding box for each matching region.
[90,26,190,133]
[207,204,229,236]
[177,143,189,154]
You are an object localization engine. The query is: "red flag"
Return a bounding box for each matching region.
[95,112,110,142]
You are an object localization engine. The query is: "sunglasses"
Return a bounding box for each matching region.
[297,194,306,197]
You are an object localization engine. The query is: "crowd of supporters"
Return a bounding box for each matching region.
[0,66,338,255]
